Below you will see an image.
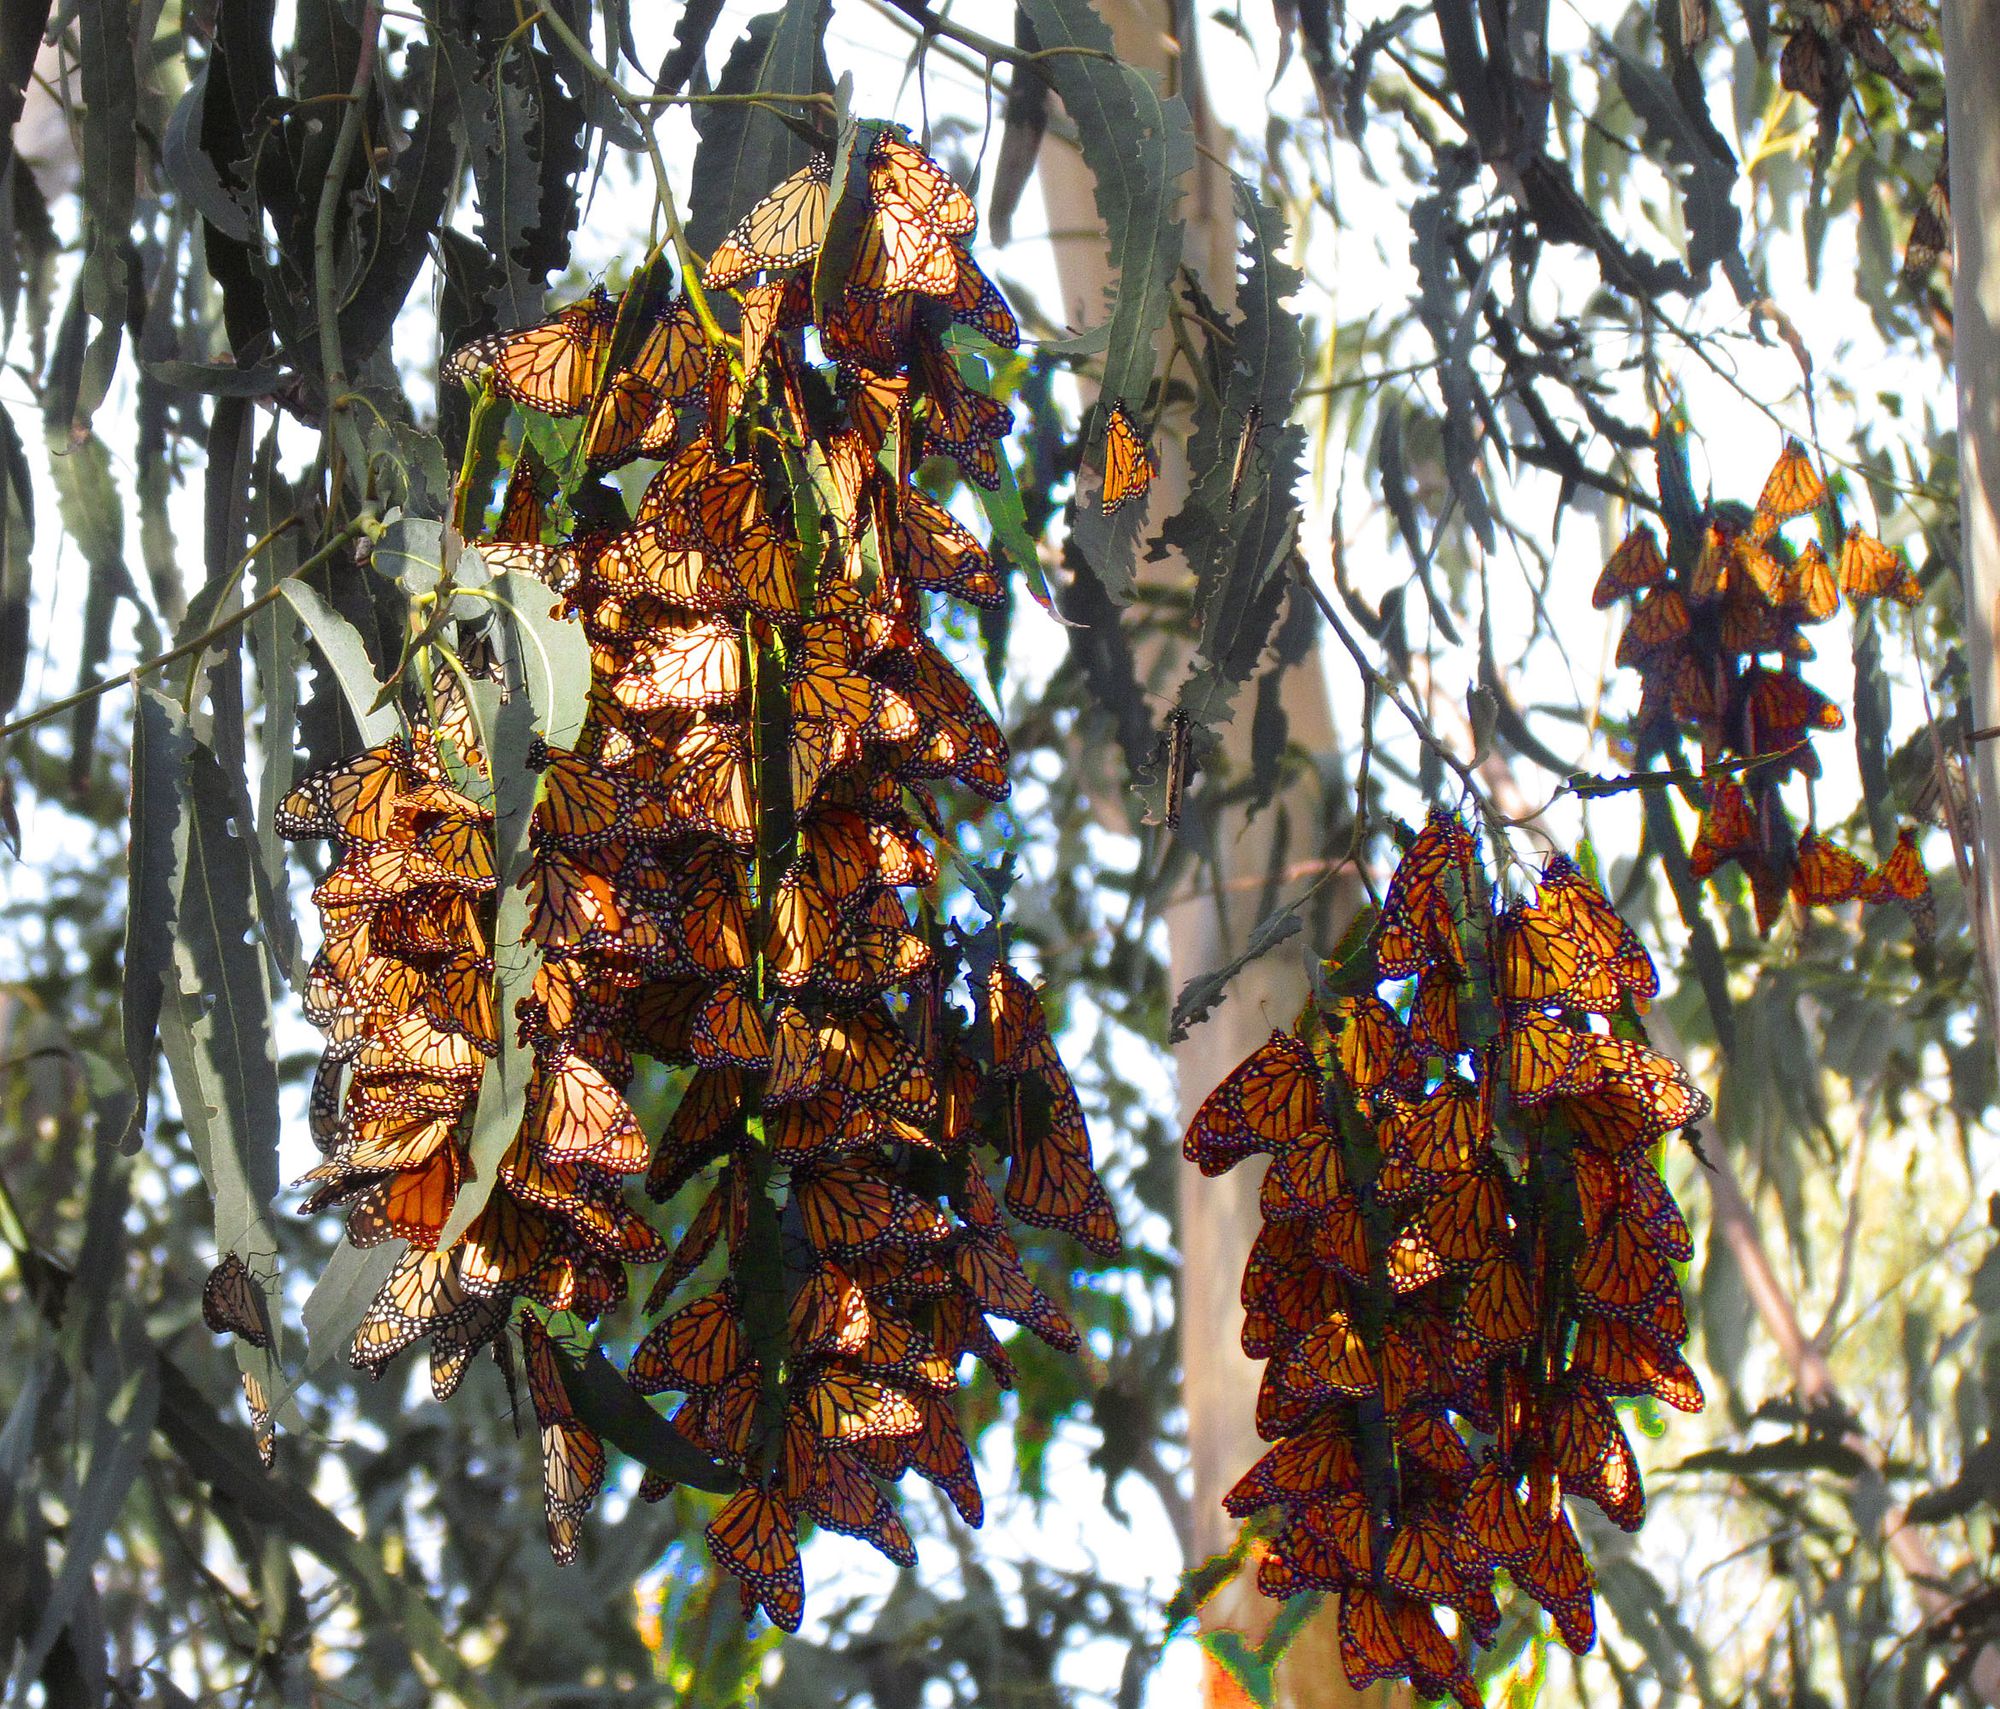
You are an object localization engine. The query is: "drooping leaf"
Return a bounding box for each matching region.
[1144,180,1309,821]
[1170,892,1309,1041]
[0,398,32,716]
[277,579,401,744]
[17,1333,158,1685]
[1016,0,1194,597]
[434,606,549,1249]
[65,0,139,434]
[551,1340,740,1494]
[159,736,283,1261]
[115,689,192,1154]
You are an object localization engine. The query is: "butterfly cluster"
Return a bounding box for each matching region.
[1185,812,1705,1706]
[263,125,1120,1625]
[1596,434,1932,936]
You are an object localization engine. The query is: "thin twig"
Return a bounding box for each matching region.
[0,523,368,745]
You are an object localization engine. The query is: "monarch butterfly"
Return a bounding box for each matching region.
[705,1485,806,1630]
[1222,1416,1360,1517]
[800,1369,923,1445]
[690,981,771,1071]
[278,739,421,843]
[1513,1502,1597,1653]
[891,490,1004,606]
[868,129,977,238]
[1743,665,1844,747]
[1455,1254,1534,1354]
[847,201,962,299]
[202,1253,274,1348]
[1184,1030,1322,1174]
[945,244,1020,348]
[1591,522,1666,607]
[1099,402,1154,514]
[1614,588,1689,668]
[912,332,1013,452]
[349,1248,484,1374]
[1002,1083,1120,1256]
[1277,1311,1378,1399]
[1336,1587,1416,1693]
[1751,437,1827,539]
[1574,1217,1671,1314]
[529,1053,645,1172]
[428,1293,508,1403]
[1839,524,1921,604]
[1729,533,1788,606]
[1791,829,1868,906]
[629,1290,749,1395]
[494,449,548,543]
[610,620,744,712]
[1860,825,1934,936]
[704,153,833,288]
[1496,902,1583,1005]
[1902,152,1951,287]
[1781,539,1841,621]
[870,1392,984,1525]
[516,1314,608,1565]
[443,286,618,415]
[950,1227,1080,1350]
[1568,1312,1704,1411]
[798,1449,918,1567]
[1688,777,1757,877]
[1562,1037,1708,1149]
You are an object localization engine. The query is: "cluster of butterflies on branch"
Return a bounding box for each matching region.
[1186,812,1706,1706]
[200,124,1123,1628]
[1596,427,1932,936]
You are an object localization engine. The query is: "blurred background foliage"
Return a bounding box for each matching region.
[0,0,1993,1704]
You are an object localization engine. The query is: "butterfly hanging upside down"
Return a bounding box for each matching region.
[1185,811,1705,1707]
[1596,430,1931,939]
[263,123,1119,1623]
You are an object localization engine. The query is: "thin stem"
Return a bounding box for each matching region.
[0,523,367,745]
[529,4,730,350]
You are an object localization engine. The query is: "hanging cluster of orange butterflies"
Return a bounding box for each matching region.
[1185,811,1705,1705]
[1596,436,1932,936]
[262,125,1119,1616]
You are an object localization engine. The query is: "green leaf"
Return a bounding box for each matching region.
[302,1237,402,1373]
[278,579,401,744]
[0,399,34,717]
[552,1341,740,1494]
[477,559,593,749]
[66,0,137,433]
[1170,892,1309,1041]
[114,689,192,1153]
[245,448,306,994]
[157,731,298,1427]
[1146,180,1309,820]
[1016,0,1194,597]
[18,1331,158,1683]
[435,610,547,1249]
[684,2,834,258]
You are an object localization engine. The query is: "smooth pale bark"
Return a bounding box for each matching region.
[1945,0,2000,1073]
[1030,7,1389,1701]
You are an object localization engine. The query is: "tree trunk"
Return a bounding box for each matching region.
[1944,0,2000,1065]
[1031,10,1388,1702]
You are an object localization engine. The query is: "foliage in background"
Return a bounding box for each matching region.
[0,0,1994,1703]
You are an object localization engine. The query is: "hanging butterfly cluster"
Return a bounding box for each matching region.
[262,125,1119,1621]
[1596,432,1932,936]
[1184,811,1706,1706]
